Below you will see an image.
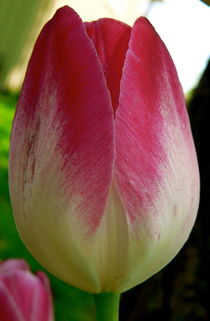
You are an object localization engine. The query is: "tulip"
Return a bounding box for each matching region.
[0,259,54,321]
[9,3,199,303]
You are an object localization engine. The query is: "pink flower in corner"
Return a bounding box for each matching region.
[0,259,54,321]
[9,6,199,293]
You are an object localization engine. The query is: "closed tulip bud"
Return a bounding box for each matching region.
[9,6,199,294]
[0,259,54,321]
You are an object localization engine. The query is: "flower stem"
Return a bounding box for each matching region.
[93,292,121,321]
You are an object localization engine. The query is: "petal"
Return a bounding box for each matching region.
[28,272,54,321]
[0,269,53,321]
[113,18,199,289]
[9,6,114,292]
[36,272,54,320]
[0,260,29,275]
[0,281,24,321]
[85,18,131,111]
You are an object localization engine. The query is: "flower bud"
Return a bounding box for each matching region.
[9,6,199,293]
[0,259,54,321]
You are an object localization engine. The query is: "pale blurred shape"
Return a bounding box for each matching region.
[0,0,53,91]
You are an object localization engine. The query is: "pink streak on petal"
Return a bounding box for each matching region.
[10,6,114,233]
[85,18,131,111]
[115,17,197,223]
[34,272,54,321]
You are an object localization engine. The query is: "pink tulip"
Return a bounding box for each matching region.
[0,259,54,321]
[9,6,199,293]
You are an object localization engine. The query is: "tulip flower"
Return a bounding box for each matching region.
[0,259,54,321]
[9,5,199,321]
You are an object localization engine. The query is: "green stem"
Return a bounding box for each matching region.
[93,292,121,321]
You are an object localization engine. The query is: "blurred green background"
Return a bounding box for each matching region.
[0,0,210,320]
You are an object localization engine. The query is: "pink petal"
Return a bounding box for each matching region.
[0,259,29,274]
[34,272,54,321]
[9,6,115,291]
[0,281,24,321]
[0,262,53,321]
[115,17,199,225]
[85,18,131,111]
[9,6,114,233]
